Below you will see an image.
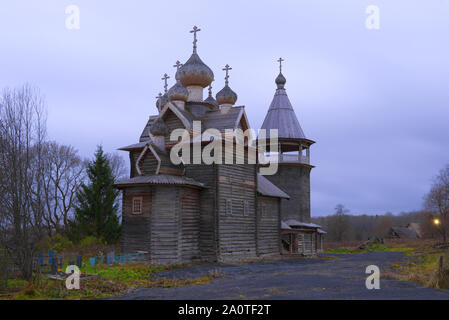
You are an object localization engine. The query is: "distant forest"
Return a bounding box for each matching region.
[311,205,440,242]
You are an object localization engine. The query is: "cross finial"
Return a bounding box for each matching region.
[173,60,183,81]
[190,26,201,54]
[208,85,213,97]
[277,57,284,73]
[173,60,182,71]
[223,64,232,86]
[161,73,170,93]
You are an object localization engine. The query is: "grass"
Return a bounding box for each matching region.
[386,245,449,290]
[324,244,405,254]
[326,239,449,290]
[324,239,418,255]
[1,263,224,300]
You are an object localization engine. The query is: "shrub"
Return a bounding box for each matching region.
[79,236,105,249]
[37,234,74,253]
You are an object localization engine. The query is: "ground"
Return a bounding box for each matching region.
[114,252,449,300]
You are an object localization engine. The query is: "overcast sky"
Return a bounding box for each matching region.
[1,0,448,216]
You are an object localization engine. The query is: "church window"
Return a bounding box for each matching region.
[243,200,249,216]
[260,204,266,218]
[226,199,232,215]
[132,197,143,214]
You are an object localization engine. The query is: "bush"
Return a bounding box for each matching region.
[37,234,74,253]
[79,236,105,249]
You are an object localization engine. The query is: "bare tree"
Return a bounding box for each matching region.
[373,213,394,237]
[326,204,352,242]
[424,164,449,242]
[106,151,128,182]
[104,151,127,222]
[40,142,85,236]
[0,85,47,280]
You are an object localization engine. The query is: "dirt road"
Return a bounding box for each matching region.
[115,252,449,300]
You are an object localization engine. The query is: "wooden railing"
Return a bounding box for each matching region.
[259,153,310,164]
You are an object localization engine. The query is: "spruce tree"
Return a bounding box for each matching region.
[69,146,121,244]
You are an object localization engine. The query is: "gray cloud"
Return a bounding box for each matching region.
[0,0,447,216]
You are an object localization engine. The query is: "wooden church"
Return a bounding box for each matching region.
[115,27,325,264]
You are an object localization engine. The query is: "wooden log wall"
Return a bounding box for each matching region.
[121,187,152,253]
[184,164,218,262]
[180,187,201,261]
[150,186,180,264]
[164,110,185,136]
[257,196,281,256]
[129,150,159,177]
[217,163,257,260]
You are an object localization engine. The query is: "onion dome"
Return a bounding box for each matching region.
[275,72,286,89]
[168,82,188,102]
[155,93,163,109]
[149,117,168,136]
[178,53,214,88]
[178,26,214,88]
[204,85,219,108]
[156,93,169,110]
[168,61,189,102]
[216,64,237,105]
[216,85,238,105]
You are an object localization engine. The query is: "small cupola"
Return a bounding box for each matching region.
[168,60,189,109]
[156,73,171,113]
[275,73,286,89]
[216,64,238,113]
[204,84,220,109]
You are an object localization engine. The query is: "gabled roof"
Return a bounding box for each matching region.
[140,116,158,142]
[202,106,249,132]
[390,227,418,239]
[257,174,290,199]
[261,86,306,140]
[160,102,193,130]
[119,141,150,151]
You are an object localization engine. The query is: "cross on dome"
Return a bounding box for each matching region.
[277,57,284,73]
[173,60,182,71]
[161,73,170,93]
[223,64,232,86]
[190,26,201,54]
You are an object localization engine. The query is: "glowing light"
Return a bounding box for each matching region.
[433,218,440,226]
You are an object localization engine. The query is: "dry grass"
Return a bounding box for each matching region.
[1,262,225,300]
[327,238,449,290]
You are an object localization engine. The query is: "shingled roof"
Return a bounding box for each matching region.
[114,174,205,189]
[261,77,306,140]
[257,174,290,199]
[202,106,248,132]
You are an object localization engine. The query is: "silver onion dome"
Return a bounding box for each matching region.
[216,64,237,105]
[178,53,214,88]
[168,82,189,102]
[168,61,189,102]
[275,72,286,89]
[204,85,219,108]
[156,93,169,110]
[216,85,238,105]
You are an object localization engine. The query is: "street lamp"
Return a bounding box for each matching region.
[433,218,441,226]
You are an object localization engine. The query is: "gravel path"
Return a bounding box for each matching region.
[115,252,449,300]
